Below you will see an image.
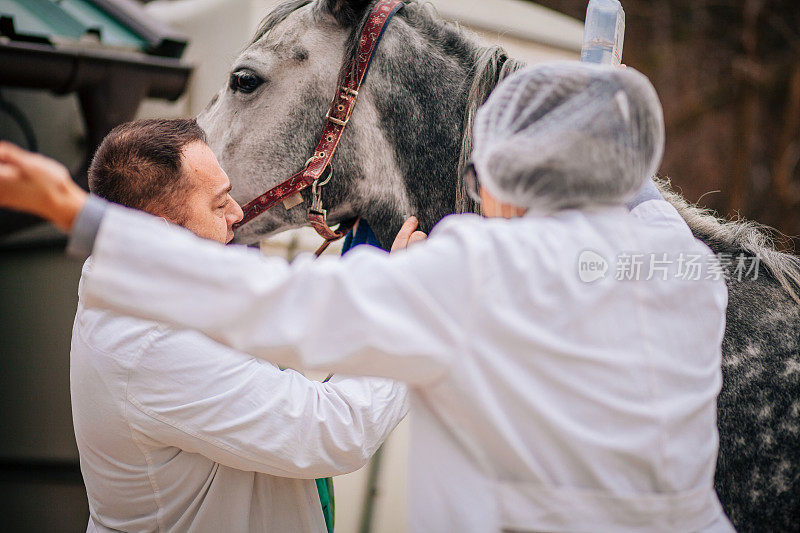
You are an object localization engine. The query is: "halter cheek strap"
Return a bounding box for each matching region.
[233,0,404,254]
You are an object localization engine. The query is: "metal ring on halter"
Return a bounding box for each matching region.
[304,156,333,187]
[311,165,333,213]
[317,164,334,187]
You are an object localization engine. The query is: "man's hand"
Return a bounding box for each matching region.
[391,216,427,252]
[0,141,86,232]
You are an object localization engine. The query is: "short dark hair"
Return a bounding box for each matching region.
[88,118,207,222]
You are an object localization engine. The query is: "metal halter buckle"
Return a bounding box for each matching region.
[325,109,351,127]
[310,165,334,214]
[325,87,358,126]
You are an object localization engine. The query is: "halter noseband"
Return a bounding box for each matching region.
[233,0,405,254]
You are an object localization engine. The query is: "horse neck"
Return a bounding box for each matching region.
[355,15,524,247]
[351,11,480,247]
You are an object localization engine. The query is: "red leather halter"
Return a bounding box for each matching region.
[233,0,404,254]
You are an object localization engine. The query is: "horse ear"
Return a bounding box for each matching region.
[316,0,373,25]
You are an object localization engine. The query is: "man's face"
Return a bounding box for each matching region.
[177,141,244,243]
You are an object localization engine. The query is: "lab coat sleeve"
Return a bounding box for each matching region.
[84,204,475,385]
[125,326,409,478]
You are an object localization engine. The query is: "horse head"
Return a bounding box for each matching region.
[198,0,498,247]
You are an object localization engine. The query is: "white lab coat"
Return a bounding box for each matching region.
[71,260,408,532]
[82,200,732,532]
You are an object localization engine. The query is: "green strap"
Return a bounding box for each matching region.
[315,477,335,533]
[316,372,336,532]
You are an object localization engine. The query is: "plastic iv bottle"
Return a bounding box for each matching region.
[581,0,625,65]
[581,1,664,204]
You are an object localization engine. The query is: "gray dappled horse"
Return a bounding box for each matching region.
[197,0,800,529]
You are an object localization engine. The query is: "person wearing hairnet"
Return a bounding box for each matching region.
[0,62,732,532]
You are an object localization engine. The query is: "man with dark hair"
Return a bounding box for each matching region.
[26,119,409,532]
[87,119,206,225]
[87,118,240,242]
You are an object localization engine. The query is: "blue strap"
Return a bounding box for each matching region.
[342,220,382,254]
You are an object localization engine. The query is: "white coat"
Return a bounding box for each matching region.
[81,199,732,532]
[71,260,408,532]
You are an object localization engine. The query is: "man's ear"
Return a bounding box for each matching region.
[315,0,373,26]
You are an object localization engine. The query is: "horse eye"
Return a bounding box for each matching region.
[229,70,264,94]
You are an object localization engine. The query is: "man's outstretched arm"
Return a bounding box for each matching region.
[84,204,466,385]
[0,142,466,385]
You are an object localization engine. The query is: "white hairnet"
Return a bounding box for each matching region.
[472,61,665,211]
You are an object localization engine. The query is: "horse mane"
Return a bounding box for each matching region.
[655,178,800,304]
[456,46,525,214]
